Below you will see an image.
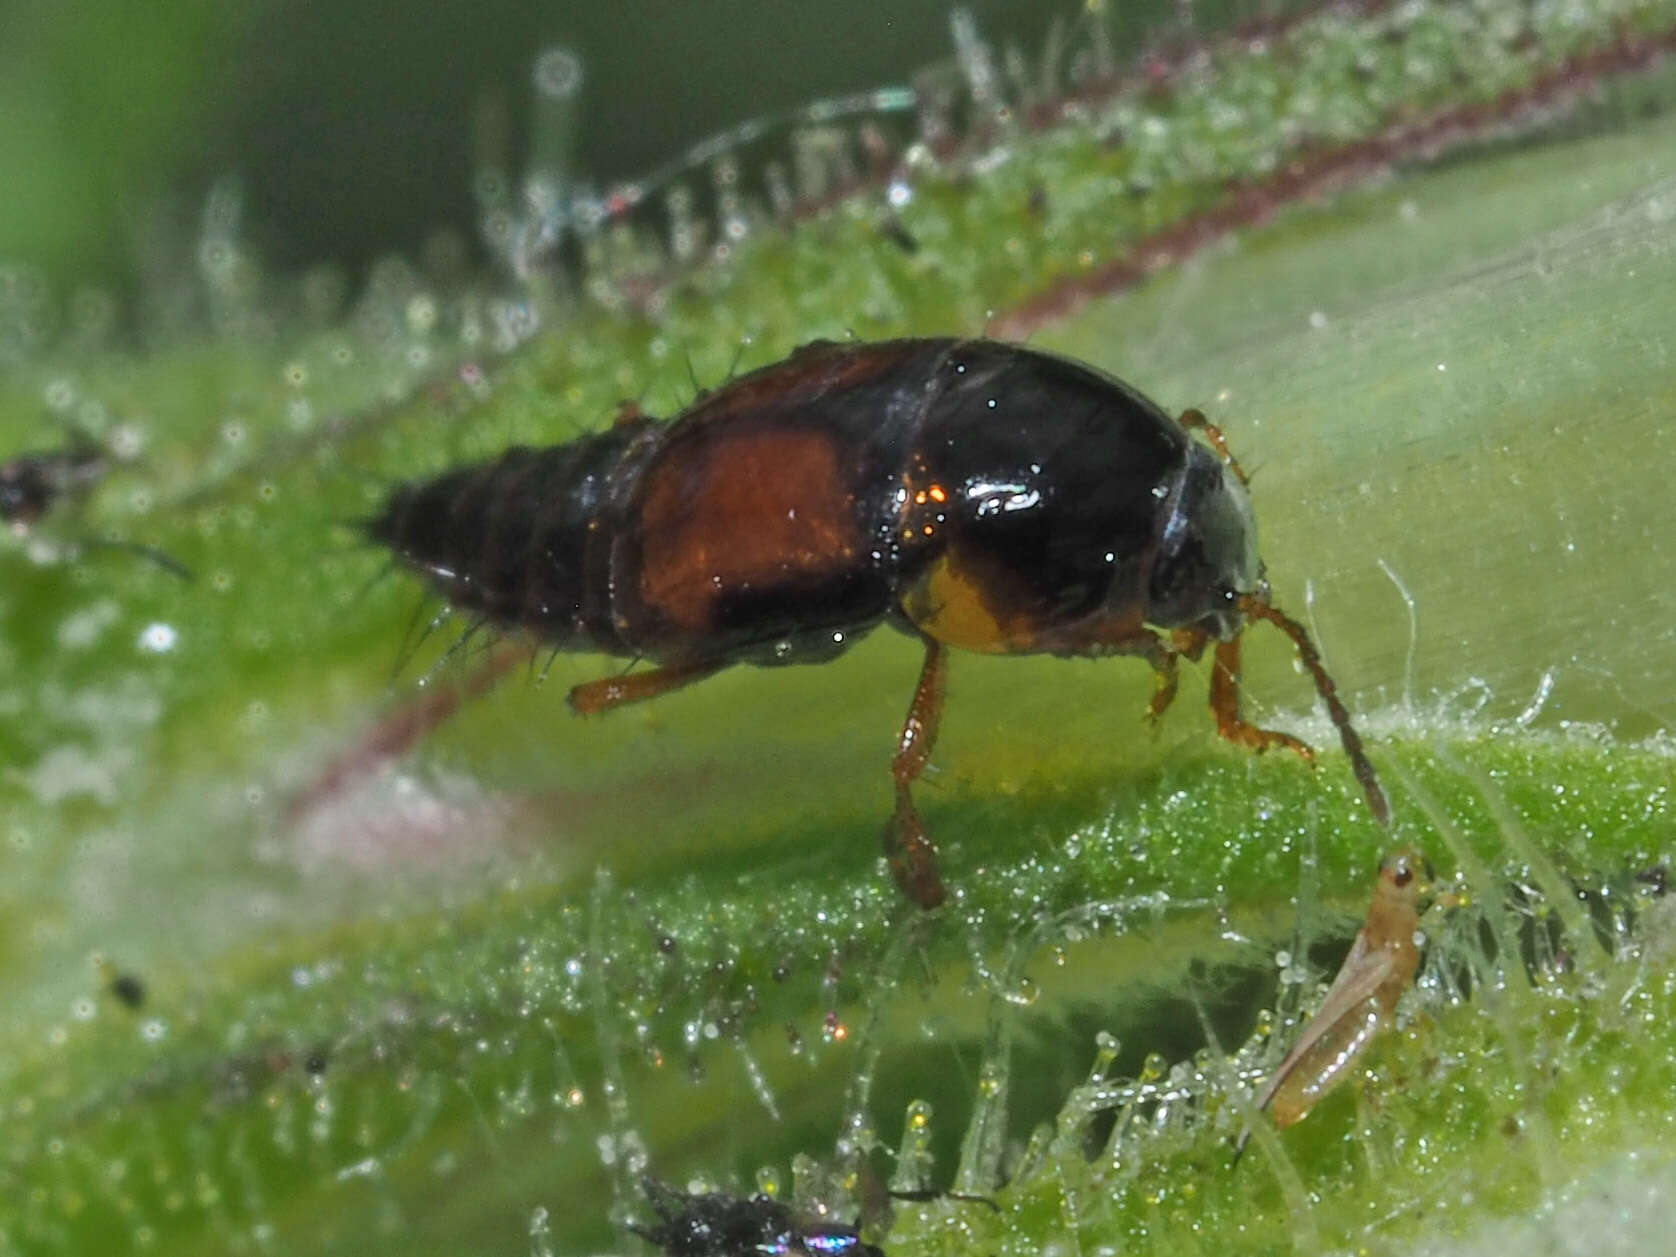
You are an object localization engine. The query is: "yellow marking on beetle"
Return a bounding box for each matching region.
[900,552,1022,654]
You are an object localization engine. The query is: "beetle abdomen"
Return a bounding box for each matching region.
[367,422,655,650]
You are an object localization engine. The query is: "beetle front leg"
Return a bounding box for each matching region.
[1130,630,1181,727]
[1090,626,1185,727]
[1209,633,1315,761]
[886,637,949,909]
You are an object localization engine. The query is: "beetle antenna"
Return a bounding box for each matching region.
[1239,594,1391,826]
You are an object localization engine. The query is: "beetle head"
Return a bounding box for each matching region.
[1147,443,1259,639]
[1378,846,1433,889]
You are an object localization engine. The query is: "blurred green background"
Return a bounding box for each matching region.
[0,0,1216,286]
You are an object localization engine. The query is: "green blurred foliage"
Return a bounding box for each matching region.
[0,0,245,284]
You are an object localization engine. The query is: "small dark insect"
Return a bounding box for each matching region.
[878,217,919,253]
[2,434,191,579]
[629,1178,994,1257]
[1235,846,1432,1159]
[1635,865,1669,897]
[107,972,146,1010]
[631,1179,882,1257]
[1,438,108,529]
[369,337,1387,907]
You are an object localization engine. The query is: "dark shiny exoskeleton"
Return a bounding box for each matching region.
[370,338,1388,906]
[631,1180,881,1257]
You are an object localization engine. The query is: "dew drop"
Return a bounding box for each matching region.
[137,622,178,655]
[532,47,584,100]
[43,378,76,411]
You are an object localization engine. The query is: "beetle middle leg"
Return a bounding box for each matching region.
[886,636,949,909]
[1209,633,1314,761]
[567,659,724,716]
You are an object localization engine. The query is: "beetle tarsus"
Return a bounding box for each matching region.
[886,788,947,909]
[1128,629,1181,728]
[1147,665,1179,727]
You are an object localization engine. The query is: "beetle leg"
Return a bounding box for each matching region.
[567,659,724,716]
[1147,650,1179,726]
[1170,625,1211,662]
[1209,633,1315,761]
[886,637,949,909]
[1126,630,1181,726]
[1088,627,1184,726]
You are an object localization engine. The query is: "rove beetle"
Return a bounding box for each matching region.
[369,338,1388,907]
